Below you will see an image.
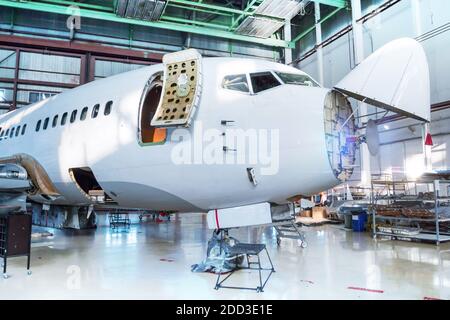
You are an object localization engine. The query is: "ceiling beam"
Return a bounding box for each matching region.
[0,0,290,48]
[291,6,345,44]
[314,0,347,8]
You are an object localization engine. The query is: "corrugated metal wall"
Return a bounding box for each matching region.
[0,8,281,60]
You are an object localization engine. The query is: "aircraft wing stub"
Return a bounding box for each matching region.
[151,49,203,128]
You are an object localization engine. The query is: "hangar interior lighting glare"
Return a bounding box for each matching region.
[236,0,311,38]
[115,0,168,21]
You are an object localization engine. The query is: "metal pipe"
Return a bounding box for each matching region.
[0,154,60,196]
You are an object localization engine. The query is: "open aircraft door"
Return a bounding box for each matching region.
[151,49,203,128]
[334,38,431,123]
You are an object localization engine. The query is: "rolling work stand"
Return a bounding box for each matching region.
[273,219,307,248]
[215,243,275,293]
[109,212,131,229]
[0,213,32,279]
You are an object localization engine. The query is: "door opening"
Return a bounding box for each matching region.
[139,74,167,144]
[69,167,117,204]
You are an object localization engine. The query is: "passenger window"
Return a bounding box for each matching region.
[80,107,88,121]
[250,72,281,93]
[104,101,113,116]
[52,115,59,128]
[9,127,14,138]
[0,130,3,141]
[92,104,100,118]
[43,117,49,130]
[36,120,41,132]
[61,112,68,126]
[21,124,27,135]
[15,126,20,137]
[70,110,77,123]
[222,74,250,93]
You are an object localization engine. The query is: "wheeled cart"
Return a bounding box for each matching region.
[272,219,307,248]
[0,213,32,279]
[214,243,275,293]
[108,212,131,229]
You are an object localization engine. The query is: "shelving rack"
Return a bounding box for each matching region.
[371,175,450,245]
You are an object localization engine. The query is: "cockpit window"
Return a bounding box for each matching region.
[275,72,319,87]
[222,74,249,93]
[250,72,281,93]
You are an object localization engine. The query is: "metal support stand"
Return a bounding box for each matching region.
[214,242,275,293]
[109,212,131,230]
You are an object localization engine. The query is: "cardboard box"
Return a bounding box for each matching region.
[302,210,312,218]
[312,207,328,219]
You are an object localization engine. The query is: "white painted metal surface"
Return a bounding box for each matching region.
[0,40,431,225]
[335,38,431,122]
[207,202,272,229]
[0,57,342,213]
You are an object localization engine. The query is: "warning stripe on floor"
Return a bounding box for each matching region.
[347,286,384,294]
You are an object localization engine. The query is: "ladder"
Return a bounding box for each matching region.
[272,220,307,248]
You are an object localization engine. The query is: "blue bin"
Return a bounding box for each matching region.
[352,213,367,232]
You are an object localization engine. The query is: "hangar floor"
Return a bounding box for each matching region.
[1,213,449,300]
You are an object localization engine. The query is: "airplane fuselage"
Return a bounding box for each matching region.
[0,57,352,212]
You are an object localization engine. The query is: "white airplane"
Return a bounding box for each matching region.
[0,38,430,229]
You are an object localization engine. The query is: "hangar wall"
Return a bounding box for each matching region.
[0,8,279,60]
[294,0,450,182]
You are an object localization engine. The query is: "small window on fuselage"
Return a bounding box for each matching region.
[21,124,27,135]
[222,74,250,93]
[61,112,68,125]
[15,125,20,137]
[43,117,49,130]
[80,107,88,121]
[250,72,281,94]
[70,110,77,123]
[52,115,59,128]
[9,127,15,138]
[104,101,113,116]
[36,120,41,132]
[92,104,100,118]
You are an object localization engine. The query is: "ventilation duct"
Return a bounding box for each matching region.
[115,0,168,21]
[236,0,310,38]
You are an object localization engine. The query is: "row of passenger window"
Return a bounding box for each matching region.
[0,124,27,141]
[35,101,113,132]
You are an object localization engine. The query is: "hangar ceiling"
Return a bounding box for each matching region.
[0,0,347,48]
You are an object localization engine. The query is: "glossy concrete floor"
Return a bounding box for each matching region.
[1,213,450,300]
